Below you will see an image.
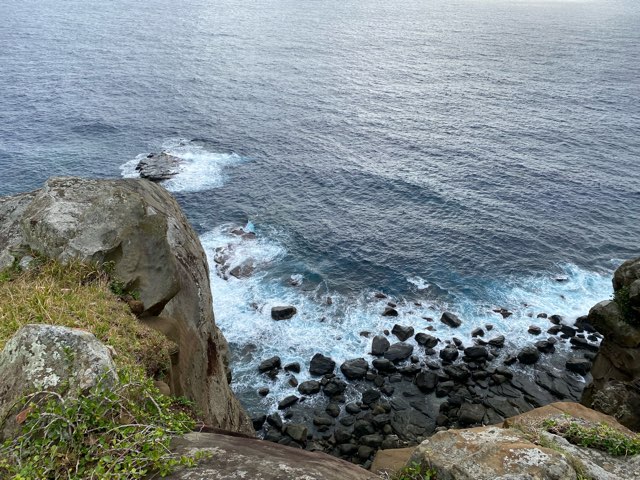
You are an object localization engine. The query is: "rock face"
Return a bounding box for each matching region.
[0,324,117,440]
[163,431,376,480]
[406,402,640,480]
[582,256,640,431]
[135,152,181,181]
[0,178,253,434]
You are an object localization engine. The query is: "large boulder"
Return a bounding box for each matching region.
[0,324,117,441]
[163,431,375,479]
[0,178,253,434]
[407,402,640,480]
[582,257,640,431]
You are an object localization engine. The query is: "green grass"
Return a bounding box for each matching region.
[388,462,438,480]
[0,258,173,377]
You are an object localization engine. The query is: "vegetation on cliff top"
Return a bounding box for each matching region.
[0,257,173,376]
[0,258,202,479]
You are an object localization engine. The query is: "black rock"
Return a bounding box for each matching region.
[285,424,307,443]
[323,378,347,397]
[310,353,336,375]
[267,412,284,430]
[360,434,384,448]
[380,384,395,396]
[252,415,266,430]
[338,443,358,455]
[284,362,301,373]
[440,312,462,328]
[537,313,548,318]
[566,357,592,376]
[574,315,596,333]
[371,335,391,356]
[382,306,398,317]
[471,327,485,338]
[435,380,455,397]
[517,346,541,364]
[353,420,375,437]
[549,314,563,325]
[298,380,321,395]
[528,325,542,335]
[493,308,513,319]
[535,339,556,354]
[340,358,369,380]
[372,358,397,373]
[503,355,517,366]
[326,403,341,417]
[444,364,471,382]
[488,335,505,348]
[463,346,488,360]
[346,403,361,415]
[570,337,599,352]
[439,345,459,362]
[560,325,577,337]
[384,342,414,363]
[334,428,352,444]
[258,356,281,373]
[313,415,335,427]
[547,325,562,335]
[278,395,299,410]
[415,333,439,348]
[362,389,382,405]
[392,324,415,342]
[458,403,486,426]
[452,337,463,347]
[258,387,270,396]
[271,306,298,320]
[372,414,391,428]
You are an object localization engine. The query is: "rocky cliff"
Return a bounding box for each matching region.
[581,256,640,431]
[0,177,253,434]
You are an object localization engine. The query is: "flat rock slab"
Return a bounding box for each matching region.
[162,432,377,480]
[370,447,414,476]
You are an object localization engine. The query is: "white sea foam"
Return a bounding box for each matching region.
[120,139,246,192]
[201,224,616,413]
[407,276,430,290]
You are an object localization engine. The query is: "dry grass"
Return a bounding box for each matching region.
[0,258,174,377]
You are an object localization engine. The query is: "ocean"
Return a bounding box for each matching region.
[1,0,639,415]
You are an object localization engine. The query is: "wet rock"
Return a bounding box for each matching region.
[471,328,485,338]
[258,356,281,373]
[252,415,266,430]
[298,380,321,395]
[284,362,301,373]
[340,358,369,380]
[444,364,471,383]
[374,292,388,299]
[278,395,299,410]
[503,355,517,366]
[258,387,270,396]
[135,152,181,181]
[326,403,341,417]
[323,378,347,397]
[310,353,336,376]
[414,333,438,348]
[574,315,596,333]
[229,262,255,279]
[537,313,548,318]
[517,346,540,365]
[346,403,361,415]
[391,324,414,342]
[372,358,397,373]
[371,335,391,356]
[569,337,599,352]
[271,306,298,320]
[560,325,577,337]
[535,339,556,354]
[439,345,459,362]
[549,314,563,325]
[463,346,488,361]
[566,357,592,376]
[547,325,562,335]
[488,335,505,348]
[358,445,374,460]
[362,389,382,405]
[360,434,384,449]
[266,413,284,431]
[313,415,335,427]
[528,325,542,335]
[353,420,376,437]
[493,308,512,319]
[382,306,398,317]
[384,342,414,363]
[440,312,462,328]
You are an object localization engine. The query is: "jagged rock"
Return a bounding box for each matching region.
[371,335,391,356]
[340,358,369,380]
[284,362,301,373]
[0,324,117,440]
[271,306,297,320]
[372,358,397,373]
[258,356,281,373]
[487,335,505,348]
[415,371,438,392]
[0,178,253,434]
[391,324,414,342]
[414,333,438,348]
[384,342,414,363]
[266,412,284,430]
[278,395,299,410]
[463,345,488,360]
[439,345,459,362]
[517,346,540,364]
[285,424,308,443]
[458,403,486,426]
[566,357,592,376]
[135,152,181,181]
[440,312,462,328]
[309,353,336,375]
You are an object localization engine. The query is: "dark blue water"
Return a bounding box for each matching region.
[2,0,639,410]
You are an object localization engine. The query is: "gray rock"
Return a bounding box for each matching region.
[298,380,321,395]
[285,424,308,443]
[340,358,369,380]
[371,335,391,356]
[0,324,117,441]
[458,403,486,426]
[384,342,414,363]
[135,152,181,181]
[278,395,299,410]
[391,324,414,342]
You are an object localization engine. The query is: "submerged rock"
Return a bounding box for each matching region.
[271,305,298,320]
[440,312,462,328]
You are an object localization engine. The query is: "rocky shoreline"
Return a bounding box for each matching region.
[215,225,602,468]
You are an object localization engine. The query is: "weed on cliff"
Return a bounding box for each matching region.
[612,285,639,327]
[543,417,640,456]
[383,462,438,480]
[0,368,205,479]
[0,258,173,377]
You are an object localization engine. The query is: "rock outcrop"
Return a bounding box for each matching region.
[0,177,253,434]
[582,256,640,431]
[0,324,117,440]
[161,431,377,480]
[395,402,640,480]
